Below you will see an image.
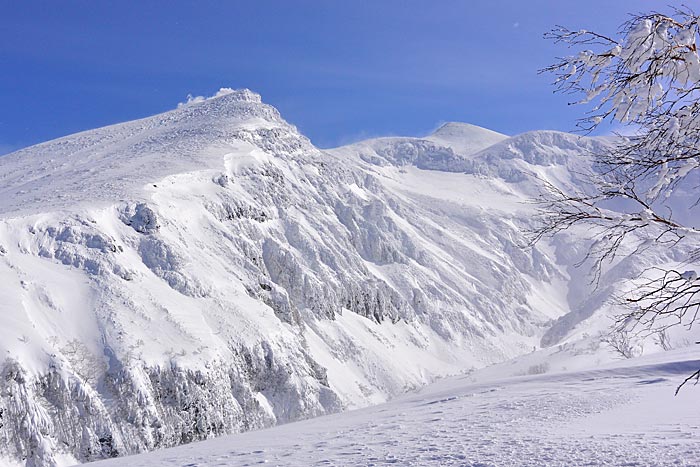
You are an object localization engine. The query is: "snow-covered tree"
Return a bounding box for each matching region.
[537,7,700,390]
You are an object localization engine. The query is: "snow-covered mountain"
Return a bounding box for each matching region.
[0,89,694,467]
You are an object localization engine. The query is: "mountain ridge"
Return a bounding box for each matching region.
[0,88,292,216]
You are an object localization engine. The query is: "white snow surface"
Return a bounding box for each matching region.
[0,88,273,216]
[0,88,698,466]
[85,348,700,467]
[427,121,508,155]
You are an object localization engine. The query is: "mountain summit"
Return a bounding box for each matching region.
[428,121,507,155]
[0,88,291,216]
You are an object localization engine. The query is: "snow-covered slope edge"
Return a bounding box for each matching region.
[84,348,700,467]
[0,89,693,467]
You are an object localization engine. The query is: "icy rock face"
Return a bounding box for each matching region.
[468,131,611,184]
[123,203,160,235]
[346,129,610,185]
[0,353,335,466]
[375,140,469,172]
[0,89,640,466]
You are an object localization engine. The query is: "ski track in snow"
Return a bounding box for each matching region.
[87,354,700,467]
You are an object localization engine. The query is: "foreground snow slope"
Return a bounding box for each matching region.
[1,89,697,466]
[84,349,700,467]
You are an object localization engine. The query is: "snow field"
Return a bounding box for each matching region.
[86,350,700,467]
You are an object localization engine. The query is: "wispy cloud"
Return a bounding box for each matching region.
[323,129,395,148]
[176,88,237,109]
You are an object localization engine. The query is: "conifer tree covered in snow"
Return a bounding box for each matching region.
[539,7,700,388]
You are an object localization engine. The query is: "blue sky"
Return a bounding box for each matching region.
[1,0,670,153]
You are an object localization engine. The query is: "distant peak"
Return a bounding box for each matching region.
[427,122,508,156]
[177,88,262,108]
[430,122,506,139]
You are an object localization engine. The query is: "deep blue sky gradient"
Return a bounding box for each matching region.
[1,0,671,153]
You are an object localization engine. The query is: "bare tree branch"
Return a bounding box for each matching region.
[538,7,700,393]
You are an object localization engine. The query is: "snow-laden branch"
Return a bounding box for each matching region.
[541,8,700,206]
[536,7,700,376]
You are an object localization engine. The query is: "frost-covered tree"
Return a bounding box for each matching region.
[537,7,700,390]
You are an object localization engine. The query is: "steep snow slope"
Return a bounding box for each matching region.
[84,348,700,467]
[0,89,697,467]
